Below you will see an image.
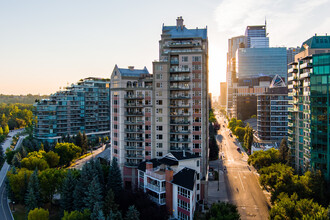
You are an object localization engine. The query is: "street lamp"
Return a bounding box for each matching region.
[12,201,15,212]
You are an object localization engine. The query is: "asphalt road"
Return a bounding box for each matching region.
[216,114,270,220]
[0,130,25,220]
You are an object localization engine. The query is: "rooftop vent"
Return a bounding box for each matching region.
[128,66,134,70]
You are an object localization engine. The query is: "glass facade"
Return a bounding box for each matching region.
[236,48,287,80]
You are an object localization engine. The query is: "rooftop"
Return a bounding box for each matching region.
[172,167,196,191]
[117,66,149,77]
[300,35,330,52]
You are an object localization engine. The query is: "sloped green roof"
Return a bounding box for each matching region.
[300,36,330,52]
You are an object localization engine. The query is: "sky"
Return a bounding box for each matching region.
[1,0,330,97]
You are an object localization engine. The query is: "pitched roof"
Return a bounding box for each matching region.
[170,151,200,160]
[172,168,196,191]
[162,26,207,40]
[300,36,330,52]
[137,157,178,171]
[118,67,149,77]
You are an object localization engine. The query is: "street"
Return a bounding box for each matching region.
[0,130,25,220]
[212,114,270,220]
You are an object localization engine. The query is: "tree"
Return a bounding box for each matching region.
[43,151,60,168]
[84,176,103,210]
[62,210,91,220]
[54,143,82,166]
[259,163,294,191]
[108,157,123,195]
[248,148,280,170]
[60,170,76,212]
[234,127,245,142]
[270,193,328,220]
[228,118,237,132]
[278,138,289,164]
[82,131,88,154]
[28,169,41,205]
[125,205,140,220]
[4,124,9,136]
[28,208,49,220]
[91,202,105,220]
[39,168,66,203]
[109,211,123,220]
[21,156,49,171]
[209,136,219,161]
[75,132,83,149]
[204,202,240,220]
[104,189,119,216]
[0,142,4,165]
[7,168,33,203]
[25,183,38,212]
[0,126,3,136]
[243,124,253,152]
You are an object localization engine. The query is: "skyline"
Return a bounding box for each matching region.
[1,0,330,97]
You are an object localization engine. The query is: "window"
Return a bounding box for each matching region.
[156,108,163,114]
[145,134,151,139]
[193,100,201,105]
[193,143,200,149]
[145,151,150,156]
[157,152,163,157]
[146,117,150,121]
[197,160,200,167]
[156,73,163,79]
[156,117,162,122]
[157,134,163,140]
[157,143,163,148]
[178,187,190,198]
[113,100,118,105]
[145,125,151,130]
[114,108,118,113]
[193,126,201,131]
[192,65,201,70]
[156,126,163,131]
[114,133,118,138]
[197,184,200,190]
[193,73,201,79]
[145,108,151,113]
[156,91,162,96]
[192,56,201,62]
[156,82,163,88]
[114,116,118,121]
[114,125,118,129]
[178,199,190,211]
[156,65,163,71]
[145,100,151,105]
[156,100,163,105]
[193,135,201,140]
[181,56,188,62]
[194,108,201,114]
[178,212,189,220]
[197,173,200,180]
[114,149,118,154]
[114,141,118,145]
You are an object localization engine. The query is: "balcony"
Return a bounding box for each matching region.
[300,72,310,79]
[170,104,191,108]
[170,86,190,90]
[170,138,191,143]
[300,62,312,69]
[125,145,144,150]
[124,103,144,107]
[170,60,179,64]
[149,196,166,205]
[124,129,144,133]
[125,154,144,159]
[124,137,144,142]
[170,76,191,82]
[146,170,166,180]
[170,68,190,73]
[170,146,190,151]
[146,183,166,193]
[170,95,191,99]
[170,129,191,134]
[288,67,298,73]
[125,112,144,116]
[170,120,190,125]
[124,95,144,99]
[170,112,191,117]
[124,120,144,125]
[125,162,139,168]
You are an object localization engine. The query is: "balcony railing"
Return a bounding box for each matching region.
[124,120,144,125]
[170,68,190,73]
[170,112,191,116]
[170,120,190,125]
[125,145,144,150]
[170,138,191,143]
[170,129,191,134]
[170,95,191,99]
[124,95,144,99]
[125,112,144,116]
[170,76,191,81]
[146,170,166,180]
[146,183,166,193]
[124,137,144,142]
[125,154,144,159]
[124,129,144,133]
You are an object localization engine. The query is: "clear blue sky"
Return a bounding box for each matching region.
[1,0,330,97]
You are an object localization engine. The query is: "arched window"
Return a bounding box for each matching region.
[127,81,132,88]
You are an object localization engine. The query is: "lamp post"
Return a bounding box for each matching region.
[12,201,15,212]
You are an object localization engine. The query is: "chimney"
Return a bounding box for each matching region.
[128,66,134,70]
[165,168,174,215]
[146,162,153,171]
[176,16,184,30]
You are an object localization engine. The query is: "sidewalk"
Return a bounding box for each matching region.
[69,145,107,169]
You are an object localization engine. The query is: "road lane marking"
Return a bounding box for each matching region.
[238,172,245,192]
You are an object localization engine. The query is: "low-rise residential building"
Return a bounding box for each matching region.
[138,152,200,220]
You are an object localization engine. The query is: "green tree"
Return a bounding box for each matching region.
[43,151,60,168]
[104,189,119,216]
[278,138,289,164]
[25,183,38,212]
[125,205,140,220]
[259,163,294,191]
[62,210,90,220]
[54,143,82,166]
[109,211,123,220]
[228,118,237,132]
[108,157,123,195]
[248,148,280,170]
[82,131,88,154]
[75,131,83,149]
[28,208,49,220]
[243,124,253,152]
[91,202,105,220]
[84,176,103,210]
[39,168,66,203]
[21,156,49,171]
[0,126,3,136]
[7,168,33,203]
[204,202,240,220]
[234,127,245,142]
[60,170,76,212]
[270,193,328,220]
